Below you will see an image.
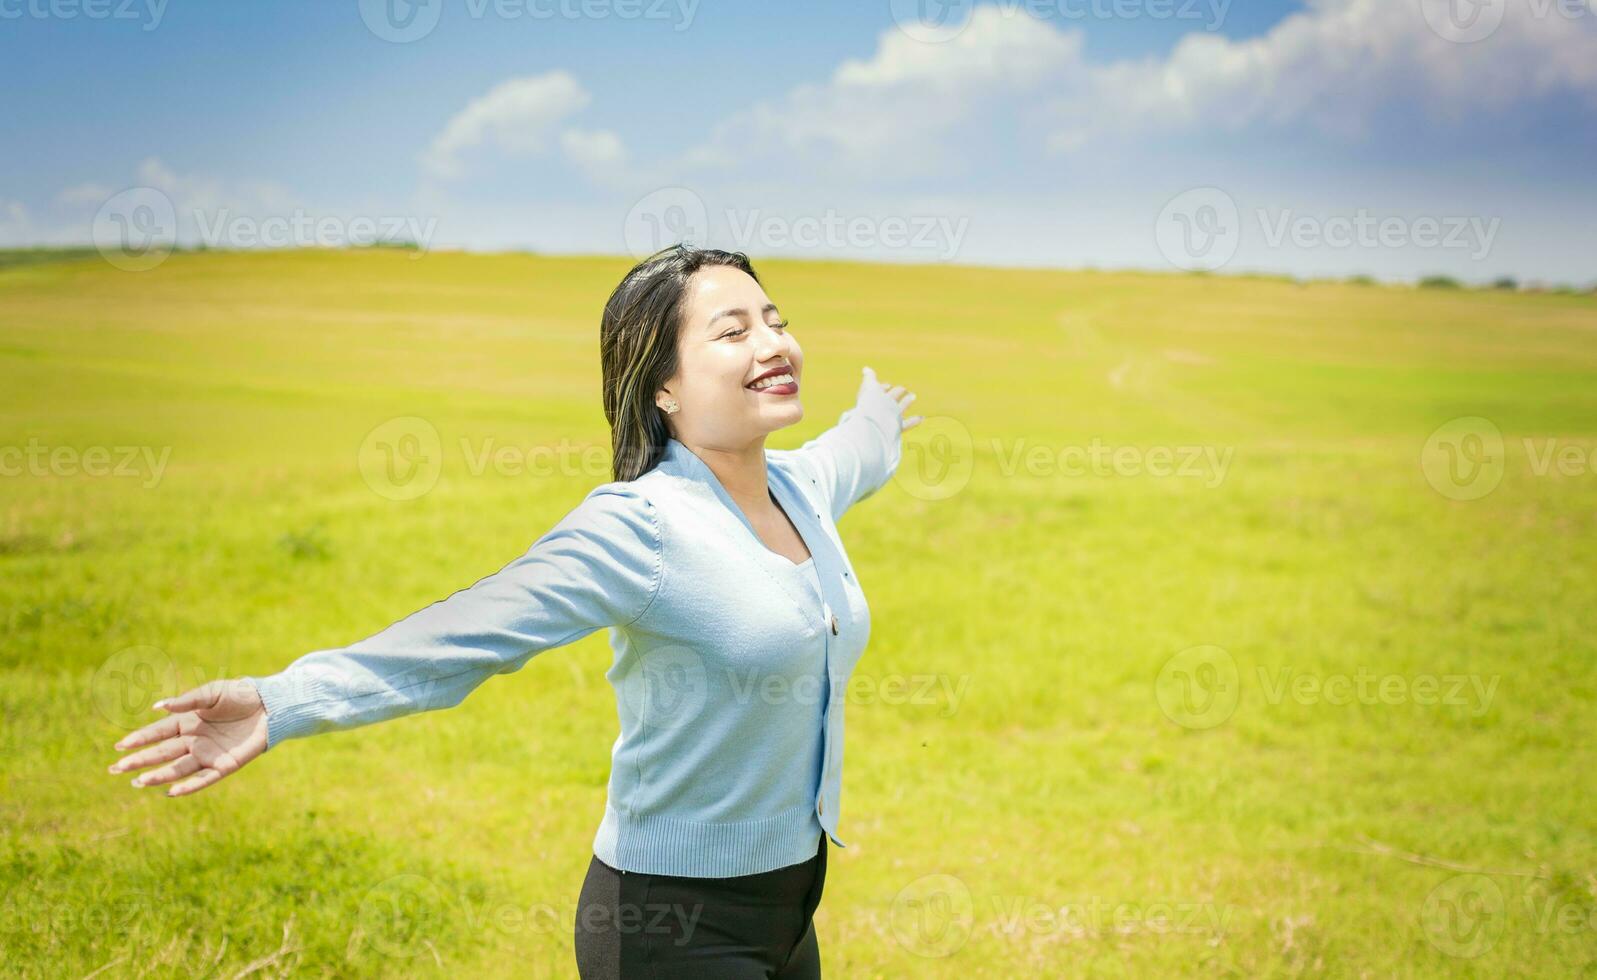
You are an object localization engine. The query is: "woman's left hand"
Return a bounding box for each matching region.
[861,366,922,431]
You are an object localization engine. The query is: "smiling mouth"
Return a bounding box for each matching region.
[747,372,798,395]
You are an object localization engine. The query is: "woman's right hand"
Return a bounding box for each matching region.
[108,679,268,797]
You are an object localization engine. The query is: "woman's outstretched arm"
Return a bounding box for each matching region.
[791,366,920,523]
[107,484,662,797]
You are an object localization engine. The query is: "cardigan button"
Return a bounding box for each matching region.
[818,799,824,815]
[829,613,839,635]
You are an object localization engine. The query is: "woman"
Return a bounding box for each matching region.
[107,244,922,978]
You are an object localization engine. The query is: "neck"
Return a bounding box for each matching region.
[682,435,770,509]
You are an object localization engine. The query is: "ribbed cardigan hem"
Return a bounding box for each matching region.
[593,801,825,877]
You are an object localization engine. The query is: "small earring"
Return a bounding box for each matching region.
[661,399,679,415]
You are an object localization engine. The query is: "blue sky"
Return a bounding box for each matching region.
[2,0,1594,283]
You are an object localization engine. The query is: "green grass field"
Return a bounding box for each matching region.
[2,248,1594,977]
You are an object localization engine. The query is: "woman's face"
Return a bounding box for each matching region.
[659,265,804,450]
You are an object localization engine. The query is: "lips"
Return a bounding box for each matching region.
[746,366,798,394]
[746,365,794,387]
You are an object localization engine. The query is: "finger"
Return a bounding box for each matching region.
[885,385,906,399]
[155,680,228,714]
[902,415,924,430]
[166,767,226,798]
[114,714,181,752]
[110,737,187,774]
[133,754,200,789]
[897,391,916,409]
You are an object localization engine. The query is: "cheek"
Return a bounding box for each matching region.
[685,347,751,400]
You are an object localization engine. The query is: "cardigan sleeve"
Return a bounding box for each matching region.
[243,485,661,750]
[789,367,905,523]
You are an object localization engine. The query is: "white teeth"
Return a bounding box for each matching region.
[748,372,794,390]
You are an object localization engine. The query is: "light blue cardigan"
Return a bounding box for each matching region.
[245,375,903,877]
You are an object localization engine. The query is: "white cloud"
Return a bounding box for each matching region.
[682,6,1084,177]
[1047,0,1597,148]
[677,0,1597,175]
[422,71,591,179]
[560,128,625,169]
[132,156,299,215]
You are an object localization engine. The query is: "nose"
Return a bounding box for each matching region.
[754,322,791,358]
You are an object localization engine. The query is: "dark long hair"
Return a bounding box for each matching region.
[600,244,761,482]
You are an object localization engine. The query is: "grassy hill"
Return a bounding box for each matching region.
[2,249,1594,977]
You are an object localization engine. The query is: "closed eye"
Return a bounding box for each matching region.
[719,320,789,340]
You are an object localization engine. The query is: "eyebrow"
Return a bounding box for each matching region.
[706,303,779,333]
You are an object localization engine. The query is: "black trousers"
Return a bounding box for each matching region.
[574,833,828,979]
